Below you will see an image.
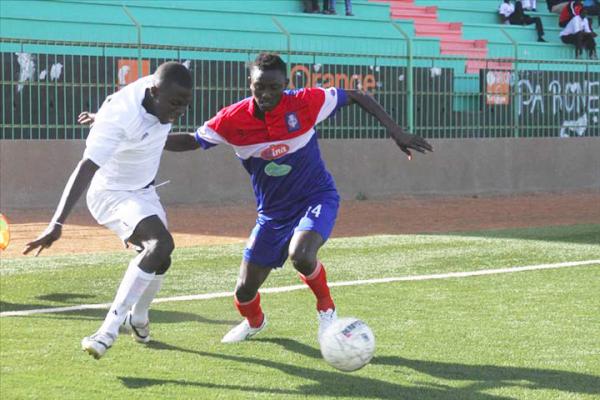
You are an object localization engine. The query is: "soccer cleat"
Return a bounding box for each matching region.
[119,312,151,343]
[318,308,338,343]
[221,315,267,343]
[81,332,116,360]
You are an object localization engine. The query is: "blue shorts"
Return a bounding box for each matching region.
[243,193,339,269]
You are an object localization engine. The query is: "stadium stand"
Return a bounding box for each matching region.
[0,0,598,140]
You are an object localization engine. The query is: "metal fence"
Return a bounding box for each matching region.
[1,38,598,140]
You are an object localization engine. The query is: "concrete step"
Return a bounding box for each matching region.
[465,59,513,74]
[414,20,462,39]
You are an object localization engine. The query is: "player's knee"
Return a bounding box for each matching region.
[145,233,174,267]
[235,282,258,303]
[155,256,172,275]
[289,249,316,276]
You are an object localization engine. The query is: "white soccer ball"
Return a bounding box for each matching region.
[319,317,375,372]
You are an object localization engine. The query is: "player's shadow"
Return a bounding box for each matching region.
[36,292,96,303]
[121,340,512,400]
[257,338,600,398]
[1,292,97,312]
[0,291,236,325]
[45,308,236,326]
[1,304,235,327]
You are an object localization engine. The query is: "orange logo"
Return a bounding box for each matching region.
[290,65,377,92]
[117,59,151,89]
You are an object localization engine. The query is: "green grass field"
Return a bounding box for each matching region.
[1,224,599,400]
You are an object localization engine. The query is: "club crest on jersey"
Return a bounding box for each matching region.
[285,112,301,132]
[260,144,290,160]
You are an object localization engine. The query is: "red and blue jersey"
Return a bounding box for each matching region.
[195,87,347,218]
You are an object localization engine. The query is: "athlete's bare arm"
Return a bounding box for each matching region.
[23,158,100,256]
[345,90,433,159]
[164,132,200,151]
[78,111,199,152]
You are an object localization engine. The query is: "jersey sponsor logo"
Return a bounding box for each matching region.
[264,161,292,177]
[260,144,290,160]
[285,112,301,132]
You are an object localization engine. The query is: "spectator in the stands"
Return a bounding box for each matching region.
[522,0,537,11]
[547,0,571,13]
[499,0,515,23]
[559,0,583,27]
[303,0,320,13]
[560,8,597,58]
[323,0,353,16]
[583,0,600,26]
[499,1,547,42]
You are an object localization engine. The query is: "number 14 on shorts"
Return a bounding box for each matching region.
[306,204,322,218]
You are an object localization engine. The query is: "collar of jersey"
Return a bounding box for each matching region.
[139,76,165,125]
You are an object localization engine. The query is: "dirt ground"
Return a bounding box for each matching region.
[2,191,599,259]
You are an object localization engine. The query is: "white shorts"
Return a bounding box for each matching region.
[86,185,168,242]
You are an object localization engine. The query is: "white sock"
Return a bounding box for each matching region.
[131,273,165,326]
[99,260,155,336]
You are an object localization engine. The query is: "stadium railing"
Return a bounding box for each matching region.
[0,1,600,139]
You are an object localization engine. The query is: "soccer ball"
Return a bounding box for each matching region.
[319,317,375,372]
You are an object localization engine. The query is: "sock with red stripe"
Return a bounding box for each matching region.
[235,293,265,328]
[299,261,335,312]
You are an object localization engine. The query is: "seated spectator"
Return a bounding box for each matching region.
[560,9,597,58]
[522,0,537,11]
[583,0,600,26]
[499,1,547,41]
[303,0,320,13]
[499,0,515,23]
[560,1,583,27]
[323,0,353,16]
[547,0,571,13]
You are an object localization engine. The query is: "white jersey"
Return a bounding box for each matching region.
[498,2,515,17]
[84,76,171,191]
[560,15,592,36]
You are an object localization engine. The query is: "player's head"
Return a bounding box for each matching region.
[249,53,289,113]
[150,61,193,124]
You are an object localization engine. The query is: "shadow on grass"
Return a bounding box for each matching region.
[121,341,511,400]
[36,292,96,302]
[1,292,99,312]
[1,301,235,326]
[256,338,600,397]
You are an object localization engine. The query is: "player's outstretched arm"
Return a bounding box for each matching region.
[22,159,99,256]
[78,111,200,152]
[345,90,433,160]
[164,132,201,151]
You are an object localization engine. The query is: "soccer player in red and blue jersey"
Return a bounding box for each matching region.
[167,53,433,343]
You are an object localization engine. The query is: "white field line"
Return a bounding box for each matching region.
[2,259,599,318]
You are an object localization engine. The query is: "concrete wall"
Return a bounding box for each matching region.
[1,138,599,209]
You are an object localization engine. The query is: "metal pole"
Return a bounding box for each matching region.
[500,28,519,138]
[122,5,143,77]
[391,22,414,134]
[271,17,291,78]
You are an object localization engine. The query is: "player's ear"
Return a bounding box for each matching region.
[150,86,159,99]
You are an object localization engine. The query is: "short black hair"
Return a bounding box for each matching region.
[154,61,193,89]
[252,53,287,76]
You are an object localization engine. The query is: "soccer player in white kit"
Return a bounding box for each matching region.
[23,62,193,359]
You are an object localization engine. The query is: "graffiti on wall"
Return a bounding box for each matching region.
[516,73,599,137]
